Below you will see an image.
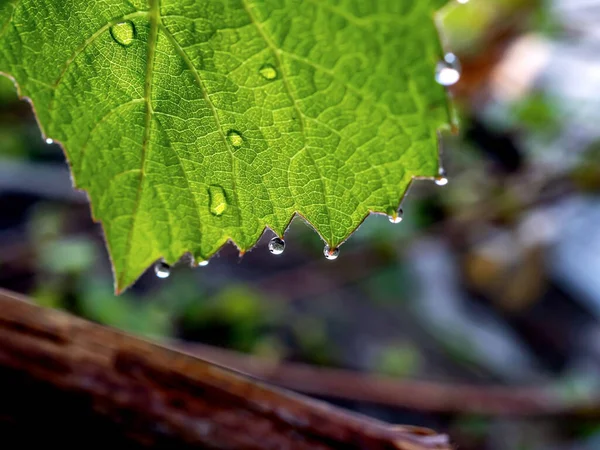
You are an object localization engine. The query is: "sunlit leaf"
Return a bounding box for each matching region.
[0,0,453,291]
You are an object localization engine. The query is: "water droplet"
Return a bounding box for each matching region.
[208,185,227,216]
[268,237,285,255]
[387,207,404,224]
[227,130,244,149]
[259,64,278,80]
[435,169,449,186]
[45,138,54,145]
[110,21,136,47]
[323,245,339,260]
[435,53,461,87]
[198,260,209,267]
[154,261,171,279]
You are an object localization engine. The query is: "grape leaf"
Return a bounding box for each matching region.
[0,0,454,292]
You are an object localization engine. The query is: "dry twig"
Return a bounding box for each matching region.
[0,288,450,449]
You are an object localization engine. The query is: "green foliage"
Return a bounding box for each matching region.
[180,285,282,352]
[291,315,334,366]
[511,92,560,132]
[0,0,452,292]
[375,342,422,377]
[452,415,490,440]
[79,278,175,337]
[38,237,97,274]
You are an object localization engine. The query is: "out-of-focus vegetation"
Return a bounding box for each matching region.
[2,0,600,448]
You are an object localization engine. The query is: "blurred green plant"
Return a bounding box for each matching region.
[179,285,283,353]
[375,342,422,378]
[78,278,173,338]
[38,237,97,275]
[291,315,335,367]
[511,91,561,132]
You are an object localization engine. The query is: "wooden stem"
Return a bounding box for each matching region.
[179,343,600,417]
[0,288,450,449]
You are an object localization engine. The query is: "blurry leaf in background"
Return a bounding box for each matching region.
[510,91,561,132]
[78,278,174,339]
[0,125,26,159]
[252,334,287,361]
[291,315,334,366]
[452,415,491,441]
[436,330,483,370]
[27,204,65,242]
[38,237,96,275]
[31,283,65,310]
[362,267,410,306]
[180,285,281,354]
[375,342,422,378]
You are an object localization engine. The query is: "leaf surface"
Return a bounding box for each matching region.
[0,0,452,292]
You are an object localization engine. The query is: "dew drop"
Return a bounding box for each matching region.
[154,261,171,279]
[387,207,404,224]
[110,21,136,47]
[208,185,228,216]
[323,245,340,260]
[45,138,54,145]
[259,64,278,80]
[268,237,285,255]
[435,169,449,186]
[435,53,461,87]
[198,260,210,267]
[227,130,244,149]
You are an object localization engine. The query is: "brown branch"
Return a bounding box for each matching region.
[0,288,450,449]
[178,342,600,418]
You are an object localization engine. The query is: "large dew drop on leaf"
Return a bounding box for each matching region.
[0,0,454,292]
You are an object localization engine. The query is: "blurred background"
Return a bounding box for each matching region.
[2,0,600,448]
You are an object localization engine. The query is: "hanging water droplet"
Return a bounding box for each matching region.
[110,21,136,47]
[259,64,278,80]
[387,207,404,224]
[435,53,461,87]
[268,237,285,255]
[227,130,244,148]
[154,261,171,279]
[435,169,449,186]
[323,245,339,260]
[45,138,54,145]
[208,185,228,216]
[198,260,210,267]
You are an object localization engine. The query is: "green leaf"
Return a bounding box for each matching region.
[0,0,453,292]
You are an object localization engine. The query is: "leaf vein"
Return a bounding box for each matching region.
[120,1,159,290]
[158,22,248,244]
[241,0,334,242]
[77,98,145,176]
